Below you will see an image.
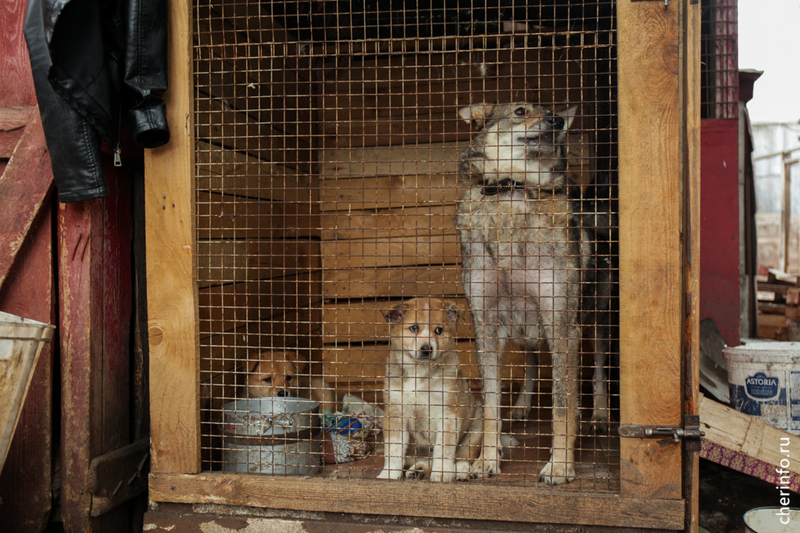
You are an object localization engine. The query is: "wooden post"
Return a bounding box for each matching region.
[682,0,702,531]
[781,152,792,272]
[617,0,684,501]
[145,0,200,474]
[58,158,133,532]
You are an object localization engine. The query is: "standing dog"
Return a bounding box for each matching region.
[456,102,587,485]
[377,298,484,482]
[246,350,336,415]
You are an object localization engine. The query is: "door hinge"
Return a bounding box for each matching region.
[618,415,704,451]
[88,438,150,517]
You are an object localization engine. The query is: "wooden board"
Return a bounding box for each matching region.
[145,0,200,475]
[321,233,461,270]
[321,204,457,241]
[700,394,800,493]
[685,2,703,530]
[317,47,595,148]
[57,160,134,532]
[0,1,36,108]
[196,141,315,203]
[617,1,683,500]
[197,239,321,288]
[195,96,314,174]
[319,173,461,212]
[0,109,54,290]
[196,191,320,240]
[148,473,685,530]
[322,265,463,299]
[319,142,463,179]
[194,43,313,141]
[199,272,322,336]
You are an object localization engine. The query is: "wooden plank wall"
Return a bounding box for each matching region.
[0,3,54,530]
[193,2,321,409]
[316,46,597,395]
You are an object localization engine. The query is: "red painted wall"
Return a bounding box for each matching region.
[700,118,741,346]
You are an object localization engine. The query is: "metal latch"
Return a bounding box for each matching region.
[618,415,705,451]
[632,0,671,6]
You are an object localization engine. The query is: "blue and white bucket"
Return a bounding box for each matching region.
[221,397,321,475]
[724,342,800,435]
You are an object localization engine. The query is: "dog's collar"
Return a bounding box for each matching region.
[481,179,527,196]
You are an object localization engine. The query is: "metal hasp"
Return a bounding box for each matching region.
[618,415,705,451]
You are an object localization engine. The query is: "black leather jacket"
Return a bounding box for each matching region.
[25,0,169,202]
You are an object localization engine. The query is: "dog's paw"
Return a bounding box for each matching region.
[377,468,402,480]
[454,460,472,481]
[405,462,429,480]
[469,456,501,478]
[538,460,575,486]
[430,470,457,483]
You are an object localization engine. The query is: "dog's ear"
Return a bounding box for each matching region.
[245,353,263,373]
[441,300,463,324]
[382,303,408,324]
[561,105,578,131]
[458,103,494,128]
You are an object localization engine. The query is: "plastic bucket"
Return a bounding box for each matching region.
[724,342,800,435]
[221,397,321,475]
[743,506,800,532]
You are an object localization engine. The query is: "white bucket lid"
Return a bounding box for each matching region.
[723,342,800,364]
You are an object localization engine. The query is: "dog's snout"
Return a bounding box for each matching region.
[546,115,565,129]
[277,390,289,397]
[419,344,433,359]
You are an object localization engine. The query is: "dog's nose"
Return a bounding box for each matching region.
[419,344,433,359]
[277,390,288,397]
[546,115,564,129]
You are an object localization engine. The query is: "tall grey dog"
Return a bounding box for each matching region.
[456,102,586,485]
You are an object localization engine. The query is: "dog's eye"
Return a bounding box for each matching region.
[262,377,272,383]
[434,327,444,335]
[514,107,527,117]
[285,375,293,382]
[409,324,419,333]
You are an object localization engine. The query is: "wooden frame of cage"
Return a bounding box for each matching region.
[144,0,701,530]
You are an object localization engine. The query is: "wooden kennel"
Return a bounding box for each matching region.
[144,0,702,531]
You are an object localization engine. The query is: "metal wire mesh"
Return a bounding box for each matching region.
[195,0,620,491]
[701,0,738,119]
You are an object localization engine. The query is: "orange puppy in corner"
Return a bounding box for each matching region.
[245,350,335,415]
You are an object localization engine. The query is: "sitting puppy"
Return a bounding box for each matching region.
[245,350,335,415]
[377,298,484,482]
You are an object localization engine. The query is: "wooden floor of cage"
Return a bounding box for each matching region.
[320,412,620,492]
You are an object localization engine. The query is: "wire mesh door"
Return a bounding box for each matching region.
[195,0,619,492]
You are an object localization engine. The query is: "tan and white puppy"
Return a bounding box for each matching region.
[377,298,484,482]
[246,350,335,415]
